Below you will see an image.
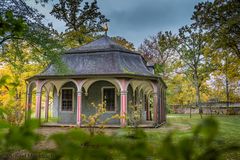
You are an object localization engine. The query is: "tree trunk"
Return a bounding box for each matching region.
[188,100,191,118]
[224,55,230,109]
[226,77,230,108]
[193,70,202,118]
[190,105,192,118]
[196,84,203,118]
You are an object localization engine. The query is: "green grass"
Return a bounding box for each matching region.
[145,114,240,159]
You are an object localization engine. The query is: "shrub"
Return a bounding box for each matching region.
[81,103,121,136]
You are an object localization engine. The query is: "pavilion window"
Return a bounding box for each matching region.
[103,88,115,111]
[61,88,74,111]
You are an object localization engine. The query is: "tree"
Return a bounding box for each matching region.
[167,74,195,106]
[50,0,109,47]
[192,0,240,58]
[0,0,65,124]
[112,36,135,51]
[173,25,212,117]
[138,31,177,78]
[0,0,64,68]
[204,47,240,106]
[0,10,28,46]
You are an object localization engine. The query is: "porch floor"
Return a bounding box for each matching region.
[41,121,160,128]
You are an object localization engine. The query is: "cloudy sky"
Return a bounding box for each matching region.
[31,0,206,47]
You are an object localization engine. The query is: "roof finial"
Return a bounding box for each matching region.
[103,23,108,36]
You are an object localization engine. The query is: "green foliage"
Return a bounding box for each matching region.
[0,108,7,121]
[81,103,121,136]
[112,36,135,51]
[0,116,239,160]
[49,129,115,160]
[128,102,143,127]
[0,74,10,87]
[167,74,195,105]
[0,119,40,158]
[50,0,109,46]
[192,0,240,58]
[0,0,65,68]
[138,0,240,108]
[139,31,177,78]
[0,0,67,126]
[50,127,151,160]
[0,10,28,45]
[157,118,239,160]
[176,25,213,107]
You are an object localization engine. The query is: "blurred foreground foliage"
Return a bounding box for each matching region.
[0,118,239,160]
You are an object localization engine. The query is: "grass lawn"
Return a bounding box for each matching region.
[146,114,240,140]
[145,114,240,159]
[35,114,240,159]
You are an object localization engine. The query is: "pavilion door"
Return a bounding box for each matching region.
[103,88,115,111]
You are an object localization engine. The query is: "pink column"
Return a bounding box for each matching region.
[119,79,128,127]
[153,93,158,123]
[35,91,42,119]
[76,91,82,126]
[163,89,166,121]
[35,81,42,120]
[159,87,163,123]
[120,91,127,127]
[26,92,32,119]
[45,93,49,122]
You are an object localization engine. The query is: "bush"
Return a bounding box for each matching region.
[0,118,239,160]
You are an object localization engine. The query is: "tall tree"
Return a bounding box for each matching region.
[139,31,177,78]
[0,0,64,70]
[0,11,27,46]
[173,25,212,117]
[192,0,240,58]
[50,0,109,47]
[0,0,65,123]
[205,47,240,106]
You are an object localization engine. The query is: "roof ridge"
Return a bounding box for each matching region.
[66,36,133,54]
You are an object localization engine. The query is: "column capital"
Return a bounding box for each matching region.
[118,79,130,92]
[36,92,41,96]
[120,91,127,95]
[77,91,82,96]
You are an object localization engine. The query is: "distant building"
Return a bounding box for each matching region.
[26,36,167,127]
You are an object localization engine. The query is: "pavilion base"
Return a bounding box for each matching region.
[40,121,165,128]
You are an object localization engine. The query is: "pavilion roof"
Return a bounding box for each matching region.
[33,36,164,83]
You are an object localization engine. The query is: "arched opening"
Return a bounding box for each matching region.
[127,80,155,123]
[57,81,78,124]
[37,81,58,123]
[26,81,37,119]
[81,80,120,125]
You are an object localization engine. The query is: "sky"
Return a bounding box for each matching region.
[30,0,206,48]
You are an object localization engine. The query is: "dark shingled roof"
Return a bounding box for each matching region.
[35,36,157,78]
[66,36,131,53]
